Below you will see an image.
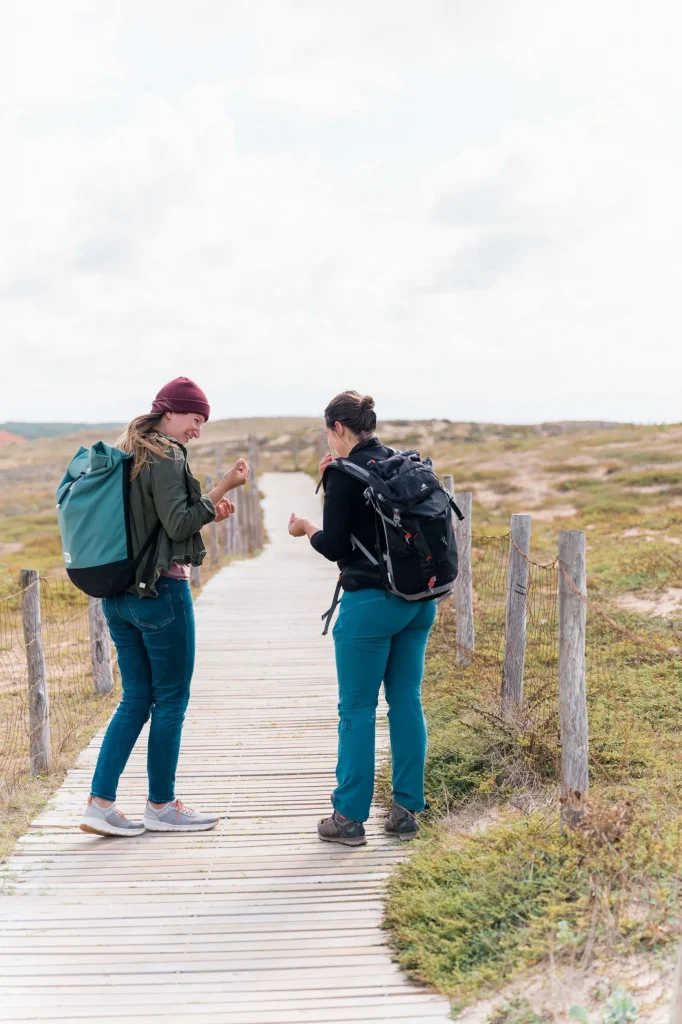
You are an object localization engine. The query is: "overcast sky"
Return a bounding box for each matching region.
[1,1,680,424]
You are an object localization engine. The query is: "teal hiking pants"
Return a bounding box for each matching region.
[331,588,437,823]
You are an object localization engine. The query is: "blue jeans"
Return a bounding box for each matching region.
[91,578,195,805]
[332,589,436,823]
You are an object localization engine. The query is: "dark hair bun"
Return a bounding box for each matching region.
[324,390,377,437]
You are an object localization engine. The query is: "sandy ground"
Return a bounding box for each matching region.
[622,528,681,545]
[455,951,678,1023]
[0,543,23,556]
[616,587,682,617]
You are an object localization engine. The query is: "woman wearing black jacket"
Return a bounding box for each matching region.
[288,391,436,846]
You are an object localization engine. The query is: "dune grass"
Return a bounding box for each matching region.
[378,421,682,1008]
[4,417,682,1000]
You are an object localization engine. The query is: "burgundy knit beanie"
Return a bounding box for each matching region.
[150,377,211,422]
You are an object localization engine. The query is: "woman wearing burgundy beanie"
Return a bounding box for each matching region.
[81,377,250,838]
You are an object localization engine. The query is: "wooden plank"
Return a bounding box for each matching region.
[1,475,451,1023]
[0,1009,448,1024]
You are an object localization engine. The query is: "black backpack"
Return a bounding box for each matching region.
[318,449,465,634]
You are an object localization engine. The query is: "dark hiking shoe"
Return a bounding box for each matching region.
[384,800,420,841]
[317,811,367,847]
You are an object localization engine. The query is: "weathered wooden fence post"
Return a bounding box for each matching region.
[88,597,113,695]
[190,564,202,588]
[454,492,474,666]
[558,529,589,808]
[317,429,327,459]
[248,434,260,477]
[251,485,262,551]
[241,488,248,555]
[241,487,249,553]
[205,475,219,569]
[232,488,244,556]
[502,514,531,713]
[227,488,236,557]
[248,436,263,552]
[19,570,51,775]
[251,486,259,551]
[215,449,229,558]
[252,484,261,551]
[292,436,300,471]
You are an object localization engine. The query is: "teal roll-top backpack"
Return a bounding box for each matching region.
[56,441,160,598]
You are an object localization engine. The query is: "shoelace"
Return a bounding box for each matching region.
[172,799,195,820]
[322,811,352,828]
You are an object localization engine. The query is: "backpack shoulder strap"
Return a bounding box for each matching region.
[315,457,373,494]
[316,457,399,502]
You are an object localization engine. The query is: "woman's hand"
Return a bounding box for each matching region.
[214,499,235,523]
[222,458,250,491]
[288,513,310,538]
[207,460,250,507]
[319,452,333,478]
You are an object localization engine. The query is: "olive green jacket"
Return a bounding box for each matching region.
[126,436,216,598]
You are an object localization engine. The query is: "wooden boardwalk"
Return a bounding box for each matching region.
[0,473,452,1024]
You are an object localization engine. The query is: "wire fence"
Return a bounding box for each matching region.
[0,575,117,802]
[434,517,682,797]
[0,454,267,806]
[3,457,681,813]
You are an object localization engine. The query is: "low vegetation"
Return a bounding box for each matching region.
[3,417,682,1017]
[374,420,682,1016]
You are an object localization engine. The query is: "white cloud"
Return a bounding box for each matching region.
[0,0,121,105]
[501,0,682,90]
[1,0,681,423]
[230,0,463,115]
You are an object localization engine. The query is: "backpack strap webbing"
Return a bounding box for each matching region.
[350,533,379,565]
[137,521,164,589]
[321,576,343,636]
[449,496,465,521]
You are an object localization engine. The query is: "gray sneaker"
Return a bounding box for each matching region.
[143,799,219,832]
[80,797,145,837]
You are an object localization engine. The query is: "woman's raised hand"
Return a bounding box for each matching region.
[223,458,250,491]
[319,452,333,478]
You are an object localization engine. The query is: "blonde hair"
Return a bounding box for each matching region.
[117,414,174,479]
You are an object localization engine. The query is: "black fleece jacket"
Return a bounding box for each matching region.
[310,436,392,592]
